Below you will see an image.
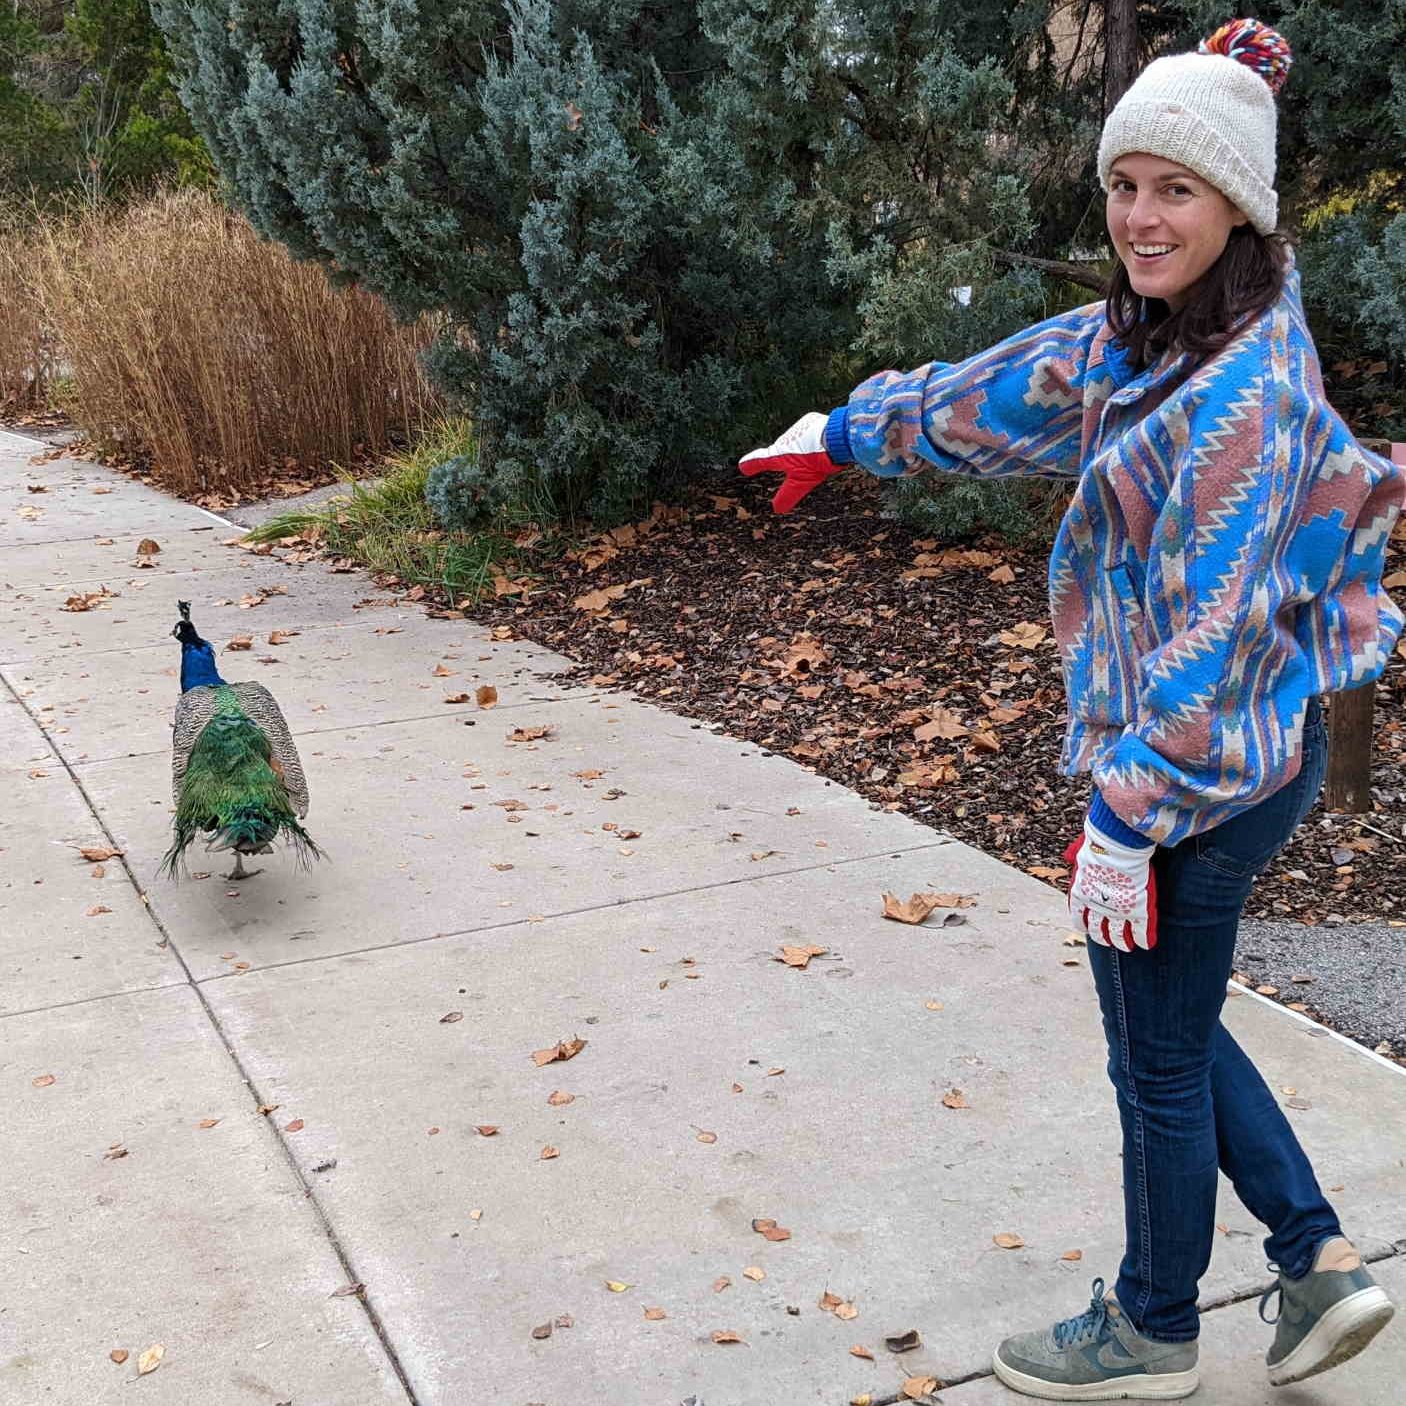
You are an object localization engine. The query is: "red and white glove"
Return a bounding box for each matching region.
[738,412,846,514]
[1064,819,1158,951]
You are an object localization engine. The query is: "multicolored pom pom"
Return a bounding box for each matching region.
[1199,17,1293,94]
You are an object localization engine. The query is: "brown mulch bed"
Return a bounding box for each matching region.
[470,471,1406,929]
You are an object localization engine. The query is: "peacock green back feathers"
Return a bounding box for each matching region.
[163,683,320,877]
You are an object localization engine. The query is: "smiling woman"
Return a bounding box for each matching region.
[738,14,1402,1403]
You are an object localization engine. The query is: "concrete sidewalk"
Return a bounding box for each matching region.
[2,427,1403,1406]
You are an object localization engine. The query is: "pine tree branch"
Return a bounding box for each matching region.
[993,248,1109,293]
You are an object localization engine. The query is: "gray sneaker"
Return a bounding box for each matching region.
[993,1278,1199,1401]
[1262,1238,1395,1386]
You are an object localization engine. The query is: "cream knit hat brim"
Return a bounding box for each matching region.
[1097,50,1279,235]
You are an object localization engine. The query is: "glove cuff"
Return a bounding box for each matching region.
[823,407,854,466]
[1088,791,1154,852]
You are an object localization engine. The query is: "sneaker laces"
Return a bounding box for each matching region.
[1258,1262,1284,1325]
[1053,1278,1111,1348]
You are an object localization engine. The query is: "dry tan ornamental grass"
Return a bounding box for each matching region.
[32,188,440,496]
[0,220,54,412]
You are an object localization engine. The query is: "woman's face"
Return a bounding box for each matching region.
[1105,153,1249,312]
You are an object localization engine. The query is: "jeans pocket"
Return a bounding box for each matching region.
[1194,707,1328,880]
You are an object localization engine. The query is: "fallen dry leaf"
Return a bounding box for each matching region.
[941,1089,969,1110]
[268,630,297,645]
[32,1074,56,1088]
[1062,1249,1083,1262]
[751,1217,792,1242]
[476,685,498,707]
[902,1376,942,1400]
[532,1036,587,1067]
[439,1011,464,1024]
[993,1232,1025,1250]
[711,1330,744,1345]
[226,634,253,651]
[136,538,161,556]
[882,892,944,925]
[530,1321,552,1340]
[475,1125,499,1137]
[574,582,629,612]
[284,1118,305,1133]
[86,905,112,916]
[137,1344,164,1375]
[444,693,470,704]
[508,725,554,743]
[330,1282,365,1298]
[884,1328,922,1354]
[605,1280,632,1293]
[547,1090,574,1107]
[643,1306,667,1321]
[773,944,827,969]
[78,845,121,863]
[850,1345,874,1361]
[109,1349,129,1364]
[742,1266,765,1282]
[694,1128,718,1144]
[713,1275,732,1293]
[540,1145,559,1159]
[196,1118,220,1129]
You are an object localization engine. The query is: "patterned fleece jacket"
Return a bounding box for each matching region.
[823,267,1404,847]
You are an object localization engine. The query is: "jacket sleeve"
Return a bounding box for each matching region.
[1091,387,1405,848]
[824,303,1105,481]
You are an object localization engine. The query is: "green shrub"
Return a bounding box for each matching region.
[424,453,494,532]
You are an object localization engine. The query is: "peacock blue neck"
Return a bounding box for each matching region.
[180,640,226,692]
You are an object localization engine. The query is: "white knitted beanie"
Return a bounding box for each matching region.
[1097,19,1293,236]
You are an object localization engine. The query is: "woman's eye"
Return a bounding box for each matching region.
[1167,185,1192,196]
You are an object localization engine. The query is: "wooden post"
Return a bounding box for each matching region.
[1324,684,1377,813]
[1322,440,1406,813]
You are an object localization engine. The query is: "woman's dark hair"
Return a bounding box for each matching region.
[1104,225,1295,368]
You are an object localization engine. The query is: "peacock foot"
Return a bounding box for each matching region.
[225,853,262,881]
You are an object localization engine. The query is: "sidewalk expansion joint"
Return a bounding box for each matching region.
[49,692,599,769]
[0,665,423,1406]
[188,839,959,985]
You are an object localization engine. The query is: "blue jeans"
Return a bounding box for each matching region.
[1088,697,1341,1342]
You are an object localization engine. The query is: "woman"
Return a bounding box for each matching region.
[739,19,1400,1402]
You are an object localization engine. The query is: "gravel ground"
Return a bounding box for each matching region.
[1234,918,1406,1058]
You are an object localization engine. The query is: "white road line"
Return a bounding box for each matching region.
[1230,979,1406,1078]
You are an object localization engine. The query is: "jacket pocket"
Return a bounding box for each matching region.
[1105,561,1150,658]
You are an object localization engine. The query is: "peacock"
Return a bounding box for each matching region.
[162,600,320,880]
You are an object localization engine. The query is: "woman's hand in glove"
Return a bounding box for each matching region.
[738,412,846,514]
[1064,817,1158,951]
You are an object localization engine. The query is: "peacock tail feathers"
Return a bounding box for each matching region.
[163,681,319,878]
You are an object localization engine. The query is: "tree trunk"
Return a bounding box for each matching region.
[1103,0,1140,116]
[1324,685,1376,813]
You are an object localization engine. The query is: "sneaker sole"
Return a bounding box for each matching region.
[1268,1285,1395,1386]
[992,1350,1199,1401]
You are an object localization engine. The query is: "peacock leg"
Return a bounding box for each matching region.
[225,852,261,881]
